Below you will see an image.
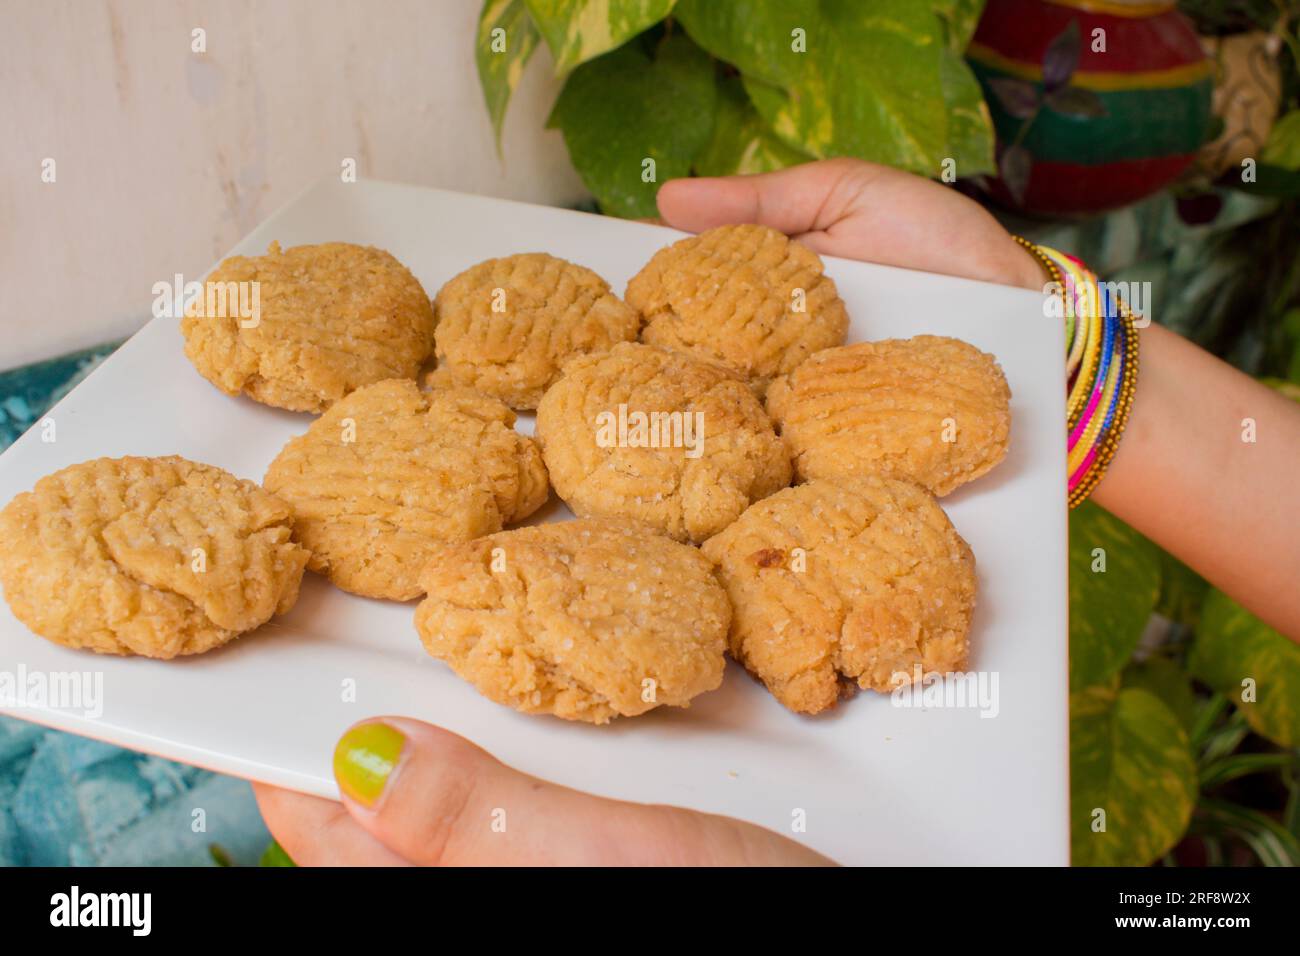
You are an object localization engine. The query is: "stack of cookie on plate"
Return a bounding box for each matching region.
[0,224,1010,724]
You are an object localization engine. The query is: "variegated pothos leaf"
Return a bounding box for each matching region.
[525,0,676,75]
[476,0,542,151]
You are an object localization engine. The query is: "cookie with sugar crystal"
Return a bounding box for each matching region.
[701,477,975,715]
[415,519,730,724]
[0,456,309,658]
[766,336,1011,496]
[626,224,848,392]
[535,341,791,544]
[263,378,548,601]
[182,241,435,412]
[428,253,640,409]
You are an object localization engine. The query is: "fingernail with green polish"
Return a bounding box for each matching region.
[334,722,405,807]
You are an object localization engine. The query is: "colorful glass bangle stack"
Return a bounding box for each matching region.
[1013,236,1140,509]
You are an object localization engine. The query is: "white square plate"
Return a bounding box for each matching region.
[0,180,1067,865]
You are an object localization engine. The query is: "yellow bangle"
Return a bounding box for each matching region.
[1013,236,1140,508]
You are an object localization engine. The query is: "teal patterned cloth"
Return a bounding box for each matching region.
[0,342,270,866]
[0,345,120,449]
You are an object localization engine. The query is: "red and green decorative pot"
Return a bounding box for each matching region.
[968,0,1213,216]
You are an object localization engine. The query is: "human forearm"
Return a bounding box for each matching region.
[1090,322,1300,639]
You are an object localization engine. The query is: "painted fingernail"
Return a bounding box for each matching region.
[333,722,405,807]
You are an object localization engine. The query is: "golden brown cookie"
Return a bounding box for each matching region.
[701,477,975,715]
[535,341,791,544]
[264,378,548,601]
[0,456,308,658]
[182,242,435,412]
[428,253,640,409]
[626,224,849,392]
[415,519,730,724]
[766,336,1011,496]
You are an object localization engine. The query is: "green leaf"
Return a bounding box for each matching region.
[208,843,233,867]
[1287,309,1300,383]
[1285,767,1300,839]
[525,0,676,75]
[477,0,542,151]
[1154,548,1209,629]
[549,32,717,218]
[676,0,951,175]
[1122,656,1197,735]
[931,0,985,52]
[259,840,297,867]
[1068,502,1161,693]
[939,48,995,175]
[1262,378,1300,402]
[1189,692,1230,748]
[1261,109,1300,171]
[1071,684,1197,866]
[1276,306,1300,385]
[1199,752,1294,790]
[1193,797,1300,867]
[1199,709,1250,763]
[695,75,812,177]
[1189,589,1300,748]
[1232,162,1300,198]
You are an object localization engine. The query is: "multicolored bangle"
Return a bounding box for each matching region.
[1013,237,1140,509]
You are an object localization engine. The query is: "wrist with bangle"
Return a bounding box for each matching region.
[1013,236,1140,509]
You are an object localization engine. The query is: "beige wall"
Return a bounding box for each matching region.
[0,0,586,369]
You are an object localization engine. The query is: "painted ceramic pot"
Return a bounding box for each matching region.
[968,0,1213,215]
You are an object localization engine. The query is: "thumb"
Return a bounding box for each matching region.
[657,158,1044,289]
[332,717,832,866]
[655,157,884,238]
